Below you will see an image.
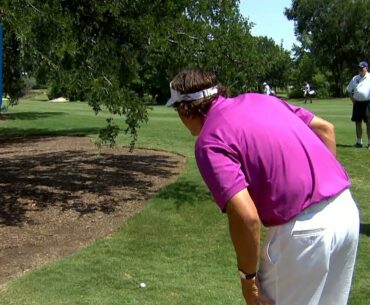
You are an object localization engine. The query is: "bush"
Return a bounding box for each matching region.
[47,81,67,100]
[22,75,37,93]
[287,71,332,99]
[47,75,86,101]
[287,86,304,99]
[312,73,330,98]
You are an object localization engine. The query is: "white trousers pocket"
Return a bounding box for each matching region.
[258,189,359,305]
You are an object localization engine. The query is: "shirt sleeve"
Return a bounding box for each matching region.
[277,98,315,125]
[346,76,358,93]
[195,142,248,212]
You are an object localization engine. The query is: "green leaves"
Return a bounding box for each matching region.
[1,0,293,145]
[97,117,120,148]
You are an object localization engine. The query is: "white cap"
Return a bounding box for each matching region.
[165,82,218,107]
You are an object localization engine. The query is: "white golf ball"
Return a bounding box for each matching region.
[139,282,146,288]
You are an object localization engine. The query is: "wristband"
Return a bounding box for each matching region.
[238,268,256,280]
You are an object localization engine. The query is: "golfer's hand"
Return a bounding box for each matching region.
[241,278,274,305]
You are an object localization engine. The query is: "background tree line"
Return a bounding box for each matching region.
[286,0,370,97]
[1,0,369,145]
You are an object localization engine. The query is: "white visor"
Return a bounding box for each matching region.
[165,83,218,107]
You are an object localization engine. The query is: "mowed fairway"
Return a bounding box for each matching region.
[0,94,369,305]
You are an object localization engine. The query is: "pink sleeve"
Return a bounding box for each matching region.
[277,98,315,125]
[195,142,248,212]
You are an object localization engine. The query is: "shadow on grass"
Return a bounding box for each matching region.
[337,144,357,148]
[4,112,67,120]
[157,180,212,209]
[360,223,370,237]
[0,140,182,226]
[0,129,103,147]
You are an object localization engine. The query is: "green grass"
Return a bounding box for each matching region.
[0,95,369,305]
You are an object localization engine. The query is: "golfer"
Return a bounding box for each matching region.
[166,69,359,305]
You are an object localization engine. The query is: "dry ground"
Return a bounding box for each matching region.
[0,136,186,285]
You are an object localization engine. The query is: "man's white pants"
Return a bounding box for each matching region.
[258,189,359,305]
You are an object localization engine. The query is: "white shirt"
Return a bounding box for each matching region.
[264,84,271,95]
[346,72,370,101]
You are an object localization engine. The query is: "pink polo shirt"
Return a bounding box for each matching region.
[195,93,350,226]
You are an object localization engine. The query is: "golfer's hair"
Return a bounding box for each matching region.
[171,69,228,117]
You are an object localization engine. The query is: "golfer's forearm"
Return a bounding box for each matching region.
[317,129,336,156]
[309,116,337,156]
[229,216,260,274]
[226,189,260,274]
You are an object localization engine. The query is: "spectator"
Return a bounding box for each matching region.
[346,61,370,148]
[303,81,314,103]
[263,82,272,95]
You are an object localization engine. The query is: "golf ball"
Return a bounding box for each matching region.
[139,282,146,288]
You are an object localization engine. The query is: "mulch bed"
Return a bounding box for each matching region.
[0,135,186,285]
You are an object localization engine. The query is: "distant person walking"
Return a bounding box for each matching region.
[303,81,314,103]
[263,82,272,95]
[346,61,370,148]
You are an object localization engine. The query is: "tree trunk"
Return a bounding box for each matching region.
[332,64,345,97]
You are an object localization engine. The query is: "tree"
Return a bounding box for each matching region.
[285,0,370,97]
[2,1,253,145]
[254,36,292,92]
[139,0,257,98]
[2,28,24,105]
[0,1,26,110]
[1,1,293,146]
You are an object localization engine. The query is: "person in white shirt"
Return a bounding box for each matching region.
[346,61,370,148]
[263,82,271,95]
[303,82,313,103]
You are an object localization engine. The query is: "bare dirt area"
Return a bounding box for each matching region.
[0,136,186,285]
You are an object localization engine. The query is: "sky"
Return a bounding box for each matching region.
[239,0,298,51]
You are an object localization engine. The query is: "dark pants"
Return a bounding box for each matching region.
[351,101,370,123]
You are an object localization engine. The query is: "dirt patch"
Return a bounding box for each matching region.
[0,136,186,285]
